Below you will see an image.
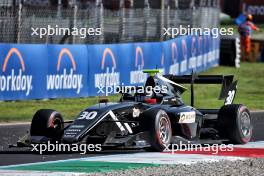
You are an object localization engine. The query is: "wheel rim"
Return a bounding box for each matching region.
[53,117,63,132]
[159,116,170,144]
[240,112,251,137]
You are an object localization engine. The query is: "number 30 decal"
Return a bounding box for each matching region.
[225,90,235,105]
[78,111,97,120]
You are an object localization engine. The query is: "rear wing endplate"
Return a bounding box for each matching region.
[164,74,237,106]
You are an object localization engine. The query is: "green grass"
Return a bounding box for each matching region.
[0,63,263,122]
[182,63,264,109]
[0,96,120,122]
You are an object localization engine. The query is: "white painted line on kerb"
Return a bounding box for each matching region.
[0,122,30,126]
[235,141,264,148]
[80,152,245,165]
[1,141,264,169]
[0,170,85,176]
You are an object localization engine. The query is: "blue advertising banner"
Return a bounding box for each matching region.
[87,43,134,96]
[0,35,219,100]
[46,45,89,98]
[0,44,48,100]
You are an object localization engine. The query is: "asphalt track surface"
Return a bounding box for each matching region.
[0,111,263,166]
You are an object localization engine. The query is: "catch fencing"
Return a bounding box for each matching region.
[0,0,220,44]
[0,0,220,100]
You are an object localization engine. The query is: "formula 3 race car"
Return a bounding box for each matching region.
[15,70,252,152]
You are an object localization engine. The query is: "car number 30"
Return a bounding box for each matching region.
[225,90,235,105]
[78,111,97,120]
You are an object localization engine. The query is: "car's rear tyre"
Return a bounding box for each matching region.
[218,104,252,144]
[30,109,64,141]
[144,109,172,151]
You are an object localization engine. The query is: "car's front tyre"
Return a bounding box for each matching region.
[144,109,172,151]
[30,109,64,141]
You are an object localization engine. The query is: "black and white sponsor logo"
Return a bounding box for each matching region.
[178,111,196,123]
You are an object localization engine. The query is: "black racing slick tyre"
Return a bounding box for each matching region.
[218,104,252,144]
[144,109,172,152]
[30,109,64,141]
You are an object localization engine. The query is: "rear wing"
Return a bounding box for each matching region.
[164,74,238,107]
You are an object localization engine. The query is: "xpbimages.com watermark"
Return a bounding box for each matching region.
[31,25,102,38]
[163,25,234,38]
[97,84,168,96]
[31,141,102,154]
[164,141,234,154]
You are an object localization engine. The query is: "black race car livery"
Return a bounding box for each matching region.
[15,70,252,152]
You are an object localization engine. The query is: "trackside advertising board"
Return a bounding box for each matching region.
[0,35,219,100]
[241,0,264,22]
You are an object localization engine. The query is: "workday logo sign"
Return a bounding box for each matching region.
[130,46,147,84]
[94,48,120,88]
[46,48,83,94]
[189,36,197,70]
[196,36,203,68]
[180,39,188,73]
[169,42,179,75]
[0,48,33,96]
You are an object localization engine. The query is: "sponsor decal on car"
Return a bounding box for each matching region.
[178,111,196,123]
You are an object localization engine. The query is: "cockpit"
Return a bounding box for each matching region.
[120,74,185,105]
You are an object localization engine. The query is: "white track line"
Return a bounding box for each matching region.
[1,141,264,169]
[0,170,85,176]
[235,141,264,148]
[80,152,245,165]
[0,122,30,126]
